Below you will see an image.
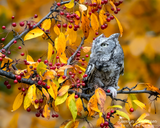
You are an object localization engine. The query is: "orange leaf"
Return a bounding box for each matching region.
[43,70,57,80]
[58,76,67,83]
[58,65,73,72]
[76,97,83,116]
[145,83,160,94]
[58,85,70,96]
[43,104,51,119]
[91,13,99,32]
[87,94,100,116]
[109,0,116,11]
[99,9,107,25]
[47,80,57,99]
[42,88,50,101]
[113,15,123,37]
[48,42,53,61]
[81,12,90,38]
[95,88,106,112]
[96,117,104,127]
[59,53,68,64]
[52,100,59,112]
[41,19,51,31]
[82,46,91,53]
[54,25,60,35]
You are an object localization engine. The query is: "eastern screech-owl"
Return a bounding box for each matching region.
[83,33,124,98]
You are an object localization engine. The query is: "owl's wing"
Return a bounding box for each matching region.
[83,63,95,82]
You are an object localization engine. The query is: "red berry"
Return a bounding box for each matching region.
[37,58,41,62]
[7,51,11,55]
[104,121,109,126]
[44,59,48,64]
[56,62,60,66]
[79,71,82,74]
[111,110,115,113]
[114,10,118,14]
[27,107,31,112]
[35,99,39,104]
[16,75,21,80]
[19,22,24,27]
[69,72,72,75]
[12,22,16,27]
[46,85,50,89]
[101,1,104,4]
[20,72,24,76]
[71,75,74,78]
[18,46,22,49]
[49,63,52,66]
[104,24,108,28]
[100,123,104,127]
[63,23,67,28]
[107,17,111,22]
[4,81,9,85]
[111,7,114,11]
[62,75,66,79]
[34,14,38,18]
[29,25,33,29]
[75,95,78,99]
[14,40,17,44]
[104,0,108,4]
[110,15,114,20]
[76,53,80,57]
[107,112,111,116]
[81,62,85,66]
[35,112,40,117]
[114,2,119,6]
[6,84,11,89]
[42,82,46,86]
[117,8,121,11]
[56,56,59,59]
[119,0,123,4]
[76,16,80,20]
[107,89,110,93]
[55,114,59,118]
[2,54,5,58]
[57,2,61,6]
[82,83,85,86]
[39,99,43,103]
[52,114,55,118]
[85,54,89,57]
[92,2,97,6]
[22,88,25,92]
[63,6,66,9]
[82,58,85,61]
[69,25,72,28]
[89,12,92,15]
[106,115,110,119]
[14,79,18,84]
[66,14,70,19]
[2,49,5,53]
[12,16,15,19]
[38,80,42,85]
[60,11,64,15]
[1,38,5,41]
[2,26,6,29]
[57,24,61,28]
[95,32,99,35]
[98,5,102,9]
[101,25,105,29]
[130,108,134,112]
[21,53,25,56]
[50,66,56,70]
[0,57,2,61]
[83,74,88,78]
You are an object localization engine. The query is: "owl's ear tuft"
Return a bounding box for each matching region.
[109,33,120,39]
[95,34,104,41]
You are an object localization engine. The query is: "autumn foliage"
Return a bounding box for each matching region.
[0,0,160,128]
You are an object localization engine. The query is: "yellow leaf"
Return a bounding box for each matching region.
[95,88,106,112]
[79,4,87,13]
[133,100,146,110]
[76,98,83,116]
[113,15,123,37]
[0,53,12,71]
[108,105,122,109]
[43,70,57,80]
[27,54,34,62]
[24,28,44,41]
[96,117,104,127]
[66,93,75,108]
[47,80,57,99]
[65,27,77,46]
[12,92,24,112]
[55,32,66,55]
[133,119,152,127]
[24,92,31,110]
[116,110,130,121]
[43,104,51,119]
[48,42,53,60]
[81,12,90,38]
[64,120,79,128]
[59,53,68,64]
[55,92,68,106]
[65,0,74,8]
[52,100,59,112]
[75,64,86,72]
[99,9,107,25]
[91,13,99,32]
[54,25,60,35]
[36,88,43,99]
[87,94,100,116]
[137,113,149,122]
[109,0,116,11]
[82,46,91,53]
[58,76,67,83]
[75,11,80,17]
[41,19,51,31]
[58,85,70,96]
[42,88,50,101]
[97,0,102,5]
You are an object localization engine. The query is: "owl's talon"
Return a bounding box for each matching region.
[108,87,117,98]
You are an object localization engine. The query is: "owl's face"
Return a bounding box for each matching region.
[91,33,120,56]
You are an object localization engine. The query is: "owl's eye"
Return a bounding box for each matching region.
[101,43,108,47]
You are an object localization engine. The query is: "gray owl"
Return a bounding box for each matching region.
[83,33,124,98]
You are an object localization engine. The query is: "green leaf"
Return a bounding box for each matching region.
[107,105,122,109]
[55,92,68,106]
[69,99,77,121]
[36,62,47,75]
[116,110,130,121]
[129,94,138,110]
